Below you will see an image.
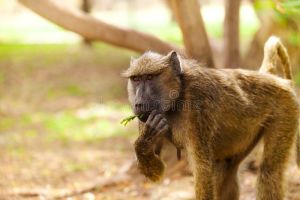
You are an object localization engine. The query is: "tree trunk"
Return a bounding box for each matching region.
[81,0,91,13]
[164,0,176,21]
[224,0,241,68]
[170,0,214,67]
[81,0,92,45]
[18,0,179,54]
[242,12,277,70]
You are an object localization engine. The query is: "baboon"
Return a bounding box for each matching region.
[123,36,300,200]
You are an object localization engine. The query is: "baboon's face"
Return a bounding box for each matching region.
[124,51,182,122]
[128,72,164,122]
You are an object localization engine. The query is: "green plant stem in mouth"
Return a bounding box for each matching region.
[120,114,144,126]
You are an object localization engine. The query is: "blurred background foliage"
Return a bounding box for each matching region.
[254,0,300,45]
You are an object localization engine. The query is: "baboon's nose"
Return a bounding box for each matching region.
[135,103,149,114]
[135,103,143,109]
[135,103,144,112]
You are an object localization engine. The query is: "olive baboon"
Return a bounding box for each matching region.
[123,37,300,200]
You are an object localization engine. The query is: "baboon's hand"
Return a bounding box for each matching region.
[144,111,169,141]
[135,111,169,155]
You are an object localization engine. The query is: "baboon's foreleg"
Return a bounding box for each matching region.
[186,142,214,200]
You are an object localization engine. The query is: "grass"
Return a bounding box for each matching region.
[0,117,15,132]
[0,102,135,143]
[294,72,300,86]
[30,103,134,142]
[0,42,137,144]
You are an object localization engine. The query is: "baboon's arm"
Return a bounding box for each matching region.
[134,112,168,182]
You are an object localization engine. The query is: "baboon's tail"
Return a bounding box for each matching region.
[259,36,292,80]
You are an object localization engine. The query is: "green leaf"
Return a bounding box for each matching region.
[120,114,143,126]
[253,0,275,10]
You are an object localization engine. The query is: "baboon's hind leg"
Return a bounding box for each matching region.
[214,159,239,200]
[257,118,298,200]
[214,126,265,200]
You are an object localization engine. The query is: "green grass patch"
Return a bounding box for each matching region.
[65,162,90,173]
[295,71,300,86]
[0,102,134,143]
[0,43,70,62]
[24,129,38,138]
[14,103,134,143]
[66,85,86,96]
[0,43,134,64]
[0,117,15,132]
[7,146,26,157]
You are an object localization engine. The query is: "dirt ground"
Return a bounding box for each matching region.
[1,137,300,200]
[0,44,299,200]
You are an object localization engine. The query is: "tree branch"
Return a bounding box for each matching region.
[18,0,180,54]
[6,175,130,199]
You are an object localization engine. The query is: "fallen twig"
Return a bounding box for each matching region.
[53,175,131,199]
[5,175,131,199]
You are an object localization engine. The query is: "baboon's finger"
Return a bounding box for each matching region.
[152,114,162,126]
[145,111,156,130]
[147,110,156,122]
[157,119,168,130]
[159,124,169,134]
[152,124,169,142]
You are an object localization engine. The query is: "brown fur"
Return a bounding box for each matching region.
[126,47,299,200]
[260,36,292,79]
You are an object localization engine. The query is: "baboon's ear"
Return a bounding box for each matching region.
[167,51,182,75]
[130,56,136,66]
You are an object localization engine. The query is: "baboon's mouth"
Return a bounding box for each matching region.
[138,112,150,123]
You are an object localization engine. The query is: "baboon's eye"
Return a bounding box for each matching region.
[131,76,140,82]
[146,74,154,80]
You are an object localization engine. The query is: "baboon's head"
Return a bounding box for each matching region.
[123,51,183,122]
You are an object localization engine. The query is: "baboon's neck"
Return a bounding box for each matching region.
[165,74,186,118]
